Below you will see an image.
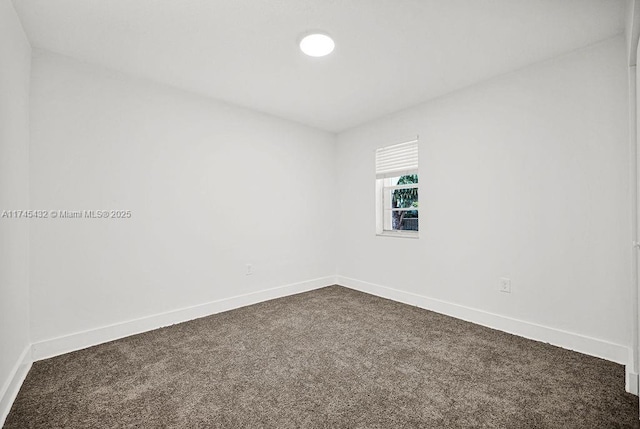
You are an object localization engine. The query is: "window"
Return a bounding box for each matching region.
[375,139,419,237]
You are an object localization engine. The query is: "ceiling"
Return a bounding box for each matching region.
[13,0,626,133]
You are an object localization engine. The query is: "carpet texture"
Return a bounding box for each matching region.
[4,286,639,428]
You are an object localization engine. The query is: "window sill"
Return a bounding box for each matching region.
[376,231,419,239]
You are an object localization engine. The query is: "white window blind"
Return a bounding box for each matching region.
[375,139,418,179]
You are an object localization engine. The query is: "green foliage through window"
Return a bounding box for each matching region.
[392,175,418,230]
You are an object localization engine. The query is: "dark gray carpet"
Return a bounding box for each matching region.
[4,286,639,428]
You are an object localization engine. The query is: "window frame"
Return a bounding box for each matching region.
[375,139,419,239]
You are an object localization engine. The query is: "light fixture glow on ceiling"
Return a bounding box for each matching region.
[299,33,335,57]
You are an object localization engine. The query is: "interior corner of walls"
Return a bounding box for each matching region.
[31,276,335,362]
[0,344,33,427]
[335,276,630,367]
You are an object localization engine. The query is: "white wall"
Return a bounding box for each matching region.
[29,50,336,345]
[336,36,631,358]
[0,0,31,420]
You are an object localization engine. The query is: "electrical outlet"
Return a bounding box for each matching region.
[499,277,511,293]
[245,264,254,276]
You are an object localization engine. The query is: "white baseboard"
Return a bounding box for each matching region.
[32,276,336,362]
[626,369,639,395]
[337,276,631,367]
[0,345,32,427]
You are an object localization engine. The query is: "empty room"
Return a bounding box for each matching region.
[2,0,640,427]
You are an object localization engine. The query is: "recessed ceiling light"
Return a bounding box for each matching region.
[299,33,335,57]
